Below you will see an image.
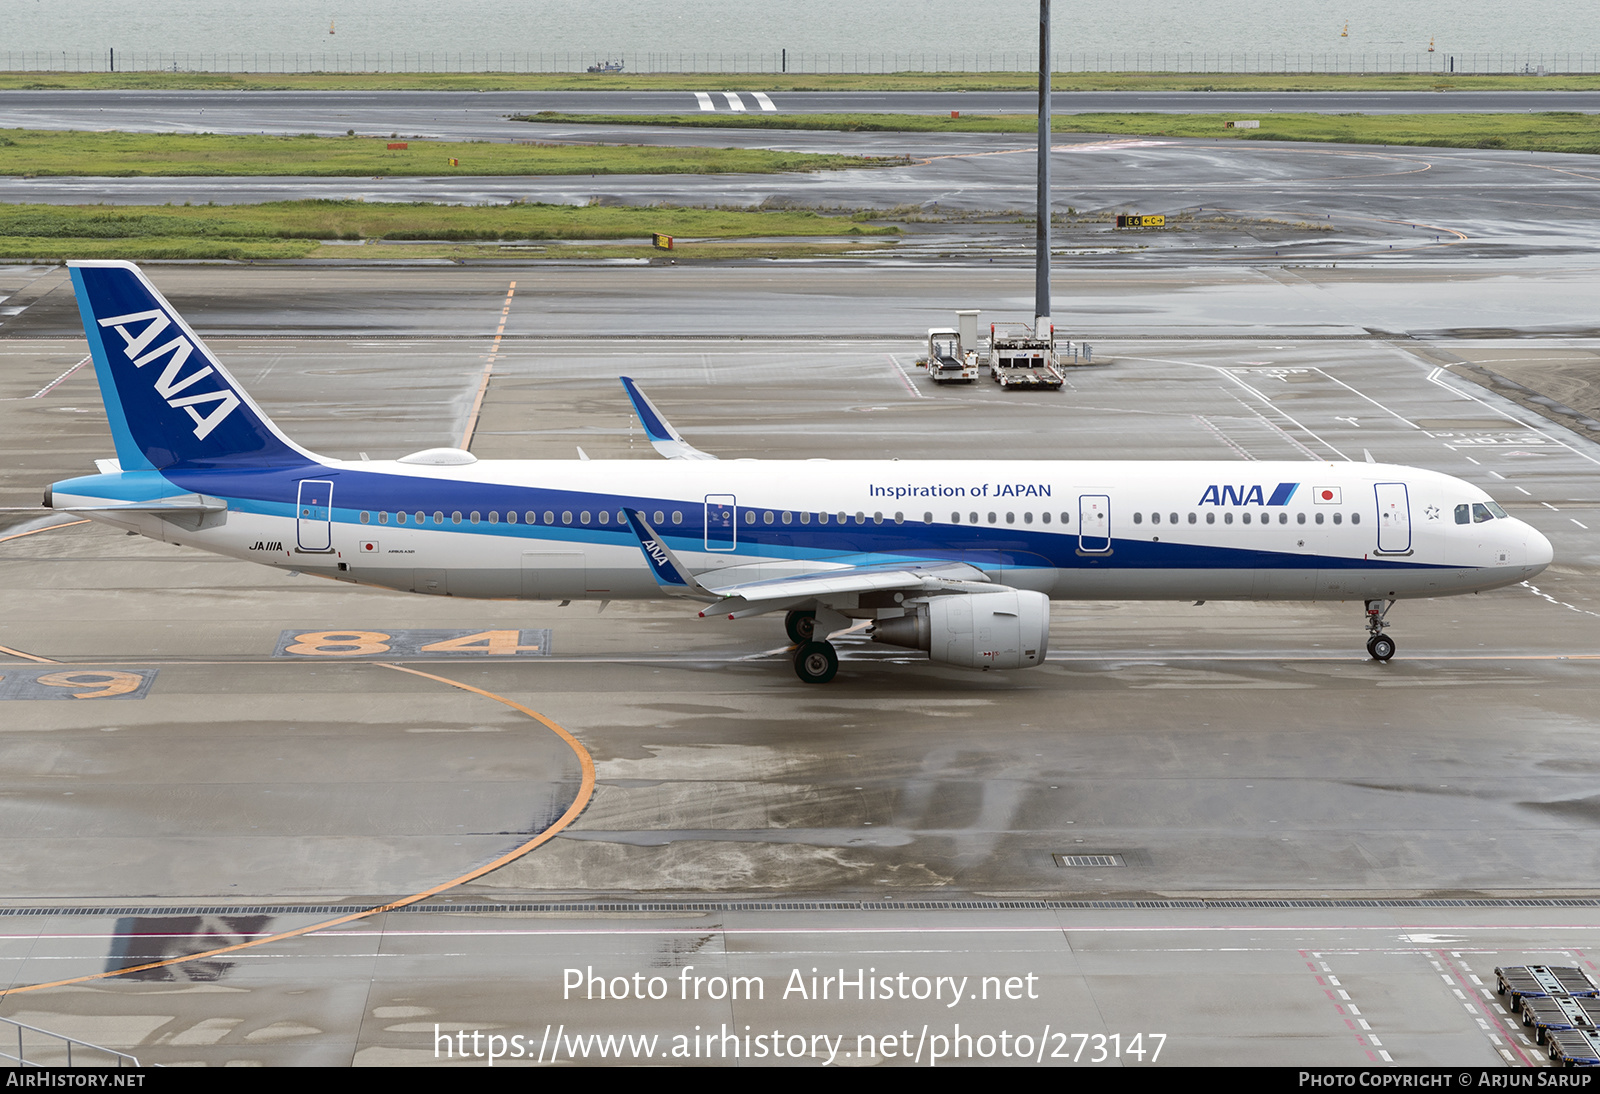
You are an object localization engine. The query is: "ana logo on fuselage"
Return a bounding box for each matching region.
[97,309,240,440]
[1198,483,1300,507]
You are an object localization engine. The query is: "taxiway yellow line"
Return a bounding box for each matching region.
[0,662,593,998]
[459,280,517,451]
[0,519,90,545]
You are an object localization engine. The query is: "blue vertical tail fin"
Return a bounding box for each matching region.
[70,260,315,471]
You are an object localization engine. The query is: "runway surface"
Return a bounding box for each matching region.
[5,90,1600,265]
[4,90,1599,140]
[3,262,1600,1064]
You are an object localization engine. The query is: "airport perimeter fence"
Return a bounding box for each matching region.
[5,50,1600,76]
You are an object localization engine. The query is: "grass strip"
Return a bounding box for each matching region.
[519,110,1600,154]
[0,199,896,262]
[0,129,879,177]
[4,71,1600,93]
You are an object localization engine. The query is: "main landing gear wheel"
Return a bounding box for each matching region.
[793,641,838,684]
[1367,634,1396,662]
[784,609,817,644]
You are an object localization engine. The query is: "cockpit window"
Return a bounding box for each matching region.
[1459,501,1507,523]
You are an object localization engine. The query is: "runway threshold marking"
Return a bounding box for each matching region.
[0,663,594,1000]
[459,280,517,451]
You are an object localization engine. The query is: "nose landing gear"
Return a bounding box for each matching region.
[1364,599,1396,661]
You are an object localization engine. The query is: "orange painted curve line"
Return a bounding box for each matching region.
[0,518,91,545]
[0,661,594,999]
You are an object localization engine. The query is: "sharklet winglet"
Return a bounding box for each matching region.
[622,509,718,600]
[619,377,718,461]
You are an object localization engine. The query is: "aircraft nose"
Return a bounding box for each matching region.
[1526,524,1554,574]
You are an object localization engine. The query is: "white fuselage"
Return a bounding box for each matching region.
[54,458,1552,606]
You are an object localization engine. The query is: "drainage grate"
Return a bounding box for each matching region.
[1054,854,1126,868]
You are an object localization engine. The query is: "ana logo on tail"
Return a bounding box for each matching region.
[97,309,241,440]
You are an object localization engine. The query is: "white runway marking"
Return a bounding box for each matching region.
[753,92,776,112]
[693,92,714,111]
[722,92,746,112]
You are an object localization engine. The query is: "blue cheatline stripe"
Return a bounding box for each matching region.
[1267,482,1299,506]
[55,463,1459,575]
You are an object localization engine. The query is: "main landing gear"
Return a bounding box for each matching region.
[785,610,838,683]
[793,640,839,684]
[1364,599,1396,662]
[784,609,817,644]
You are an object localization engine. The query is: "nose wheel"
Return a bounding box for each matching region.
[1364,599,1396,661]
[793,640,838,684]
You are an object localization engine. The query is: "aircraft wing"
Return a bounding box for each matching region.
[621,509,994,618]
[703,559,993,603]
[619,377,718,461]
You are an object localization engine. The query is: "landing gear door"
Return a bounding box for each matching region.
[1375,482,1411,553]
[705,494,736,552]
[1079,494,1111,553]
[297,479,333,552]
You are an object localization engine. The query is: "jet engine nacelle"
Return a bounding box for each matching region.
[871,589,1050,670]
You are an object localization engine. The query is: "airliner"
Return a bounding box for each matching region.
[36,261,1553,683]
